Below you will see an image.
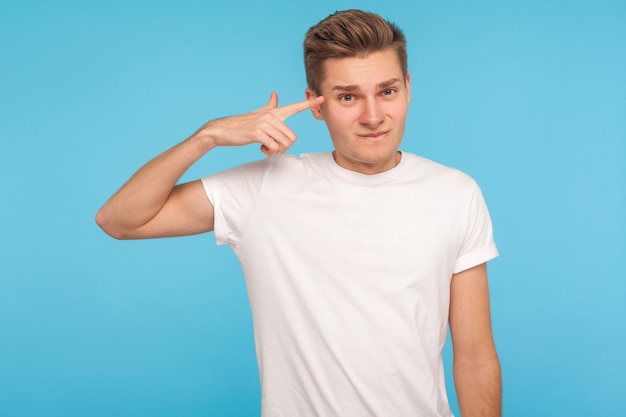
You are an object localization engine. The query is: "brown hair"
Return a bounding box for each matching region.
[304,9,407,94]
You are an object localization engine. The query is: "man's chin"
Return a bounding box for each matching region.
[333,149,401,174]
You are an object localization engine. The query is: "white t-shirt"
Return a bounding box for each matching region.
[201,152,498,417]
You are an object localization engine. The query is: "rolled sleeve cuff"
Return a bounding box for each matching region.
[453,242,499,274]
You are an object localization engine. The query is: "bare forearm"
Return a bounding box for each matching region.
[96,133,215,238]
[454,354,502,417]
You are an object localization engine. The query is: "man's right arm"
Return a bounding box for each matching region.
[95,93,324,240]
[95,136,217,240]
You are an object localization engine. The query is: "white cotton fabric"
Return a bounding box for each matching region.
[201,152,498,417]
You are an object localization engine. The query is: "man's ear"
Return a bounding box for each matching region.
[305,88,325,120]
[405,73,411,104]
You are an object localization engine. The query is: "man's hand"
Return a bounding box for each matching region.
[198,92,325,156]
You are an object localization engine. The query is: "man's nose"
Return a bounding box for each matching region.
[359,98,384,127]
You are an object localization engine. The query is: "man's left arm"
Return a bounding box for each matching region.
[449,263,502,417]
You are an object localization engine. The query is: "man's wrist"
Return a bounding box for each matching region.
[185,126,219,156]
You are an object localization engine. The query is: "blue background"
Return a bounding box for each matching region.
[1,1,624,416]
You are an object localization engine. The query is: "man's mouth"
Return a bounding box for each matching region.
[358,130,389,139]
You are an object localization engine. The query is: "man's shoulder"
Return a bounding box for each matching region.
[402,152,476,187]
[203,152,331,184]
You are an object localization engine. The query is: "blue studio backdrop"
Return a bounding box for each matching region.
[1,1,624,416]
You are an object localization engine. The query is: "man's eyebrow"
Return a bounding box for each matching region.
[331,84,359,92]
[378,77,402,89]
[330,78,402,92]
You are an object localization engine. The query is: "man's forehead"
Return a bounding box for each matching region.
[319,50,405,92]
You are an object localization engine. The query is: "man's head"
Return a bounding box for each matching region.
[303,10,411,175]
[304,9,407,95]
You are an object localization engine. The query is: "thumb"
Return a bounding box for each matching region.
[257,92,278,112]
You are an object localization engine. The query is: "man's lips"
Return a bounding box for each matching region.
[357,130,390,138]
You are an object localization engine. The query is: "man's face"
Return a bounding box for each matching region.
[306,49,411,175]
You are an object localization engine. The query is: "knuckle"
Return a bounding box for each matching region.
[261,111,277,121]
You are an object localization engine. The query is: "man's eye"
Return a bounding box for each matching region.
[340,94,353,102]
[383,89,395,96]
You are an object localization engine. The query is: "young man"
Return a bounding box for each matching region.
[97,9,501,417]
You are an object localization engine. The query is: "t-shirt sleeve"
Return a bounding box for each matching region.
[454,181,499,274]
[200,158,269,246]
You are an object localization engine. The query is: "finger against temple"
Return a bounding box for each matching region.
[277,96,324,121]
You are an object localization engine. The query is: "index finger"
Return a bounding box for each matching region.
[274,96,324,121]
